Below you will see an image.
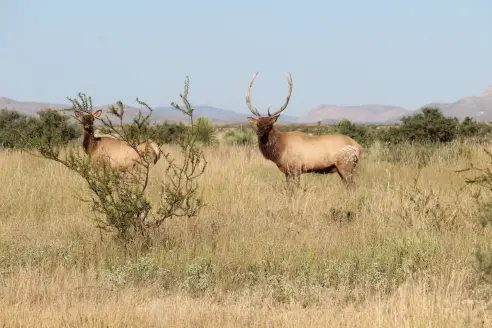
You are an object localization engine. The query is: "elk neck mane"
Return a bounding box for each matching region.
[82,125,100,154]
[257,127,284,162]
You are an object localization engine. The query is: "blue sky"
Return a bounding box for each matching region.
[1,0,491,116]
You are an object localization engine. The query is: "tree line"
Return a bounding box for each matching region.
[1,106,491,150]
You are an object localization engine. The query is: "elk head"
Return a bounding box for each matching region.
[246,72,293,135]
[74,109,102,131]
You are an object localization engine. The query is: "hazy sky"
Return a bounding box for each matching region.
[1,0,491,116]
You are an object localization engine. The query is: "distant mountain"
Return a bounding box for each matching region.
[0,97,69,116]
[153,105,298,124]
[297,104,412,124]
[295,85,492,124]
[421,85,492,121]
[152,105,249,124]
[2,84,492,124]
[0,97,294,124]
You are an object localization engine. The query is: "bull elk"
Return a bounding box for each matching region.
[245,72,364,190]
[74,109,161,171]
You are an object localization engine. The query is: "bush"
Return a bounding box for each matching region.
[458,116,492,141]
[224,126,256,145]
[148,121,188,144]
[0,109,28,148]
[379,107,459,144]
[0,108,82,149]
[194,116,217,146]
[333,118,374,147]
[146,117,217,146]
[22,77,207,244]
[28,109,83,149]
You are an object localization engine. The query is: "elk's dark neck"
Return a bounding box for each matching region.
[258,128,282,162]
[82,127,97,153]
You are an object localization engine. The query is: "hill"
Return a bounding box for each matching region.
[0,97,411,124]
[422,85,492,121]
[0,97,299,125]
[297,104,411,124]
[2,84,492,124]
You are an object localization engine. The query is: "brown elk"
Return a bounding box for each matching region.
[245,72,364,190]
[74,109,161,171]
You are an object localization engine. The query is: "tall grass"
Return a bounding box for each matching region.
[1,140,491,327]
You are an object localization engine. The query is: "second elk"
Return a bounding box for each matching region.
[74,109,161,171]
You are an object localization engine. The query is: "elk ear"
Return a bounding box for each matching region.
[93,109,102,118]
[74,111,82,119]
[247,117,258,125]
[270,115,280,124]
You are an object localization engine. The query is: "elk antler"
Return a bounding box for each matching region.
[268,72,293,117]
[246,72,262,117]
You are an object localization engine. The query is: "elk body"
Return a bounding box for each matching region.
[74,110,161,171]
[245,72,364,190]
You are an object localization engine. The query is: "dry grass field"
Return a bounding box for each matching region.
[1,140,492,327]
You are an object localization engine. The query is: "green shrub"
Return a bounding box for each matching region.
[0,108,82,149]
[458,116,492,141]
[29,109,82,148]
[333,118,374,147]
[194,116,217,146]
[148,121,188,144]
[224,126,256,145]
[22,77,207,244]
[0,109,29,148]
[378,107,459,145]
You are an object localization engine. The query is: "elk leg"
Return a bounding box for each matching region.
[337,170,356,191]
[335,147,360,192]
